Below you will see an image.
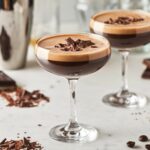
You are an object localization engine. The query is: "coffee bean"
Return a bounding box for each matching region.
[145,144,150,150]
[127,141,135,148]
[139,135,149,142]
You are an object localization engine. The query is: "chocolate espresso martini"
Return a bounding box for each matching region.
[90,10,150,108]
[35,33,111,143]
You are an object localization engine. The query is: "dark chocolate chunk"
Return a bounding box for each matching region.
[127,141,135,148]
[0,71,16,90]
[143,58,150,68]
[142,68,150,79]
[138,135,149,142]
[0,26,11,60]
[145,144,150,150]
[0,138,7,145]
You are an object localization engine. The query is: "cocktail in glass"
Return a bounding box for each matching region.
[90,10,150,108]
[35,33,111,143]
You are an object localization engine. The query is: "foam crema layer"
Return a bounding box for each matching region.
[90,10,150,35]
[36,33,111,62]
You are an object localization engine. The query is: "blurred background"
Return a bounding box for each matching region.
[32,0,150,51]
[32,0,150,34]
[0,0,150,70]
[32,0,150,52]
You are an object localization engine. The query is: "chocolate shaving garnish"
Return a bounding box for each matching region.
[54,45,59,48]
[66,37,75,45]
[0,137,43,150]
[55,37,97,52]
[0,87,50,108]
[59,43,67,47]
[79,40,95,48]
[104,16,144,25]
[91,45,98,48]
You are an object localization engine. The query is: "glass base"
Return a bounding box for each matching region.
[103,90,148,108]
[49,123,98,143]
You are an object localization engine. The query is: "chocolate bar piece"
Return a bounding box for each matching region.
[142,68,150,79]
[0,71,16,90]
[143,58,150,68]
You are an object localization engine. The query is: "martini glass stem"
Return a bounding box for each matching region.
[65,78,80,130]
[120,51,129,93]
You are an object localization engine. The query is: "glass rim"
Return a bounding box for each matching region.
[90,9,150,35]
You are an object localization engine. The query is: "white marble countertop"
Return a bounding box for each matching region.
[0,22,150,150]
[0,45,150,150]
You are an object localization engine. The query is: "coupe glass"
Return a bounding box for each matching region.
[90,10,150,108]
[35,33,111,143]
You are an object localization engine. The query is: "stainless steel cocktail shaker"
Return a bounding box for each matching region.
[0,0,34,69]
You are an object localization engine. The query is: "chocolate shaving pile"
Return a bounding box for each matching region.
[0,87,49,107]
[0,137,43,150]
[55,37,97,51]
[104,16,144,25]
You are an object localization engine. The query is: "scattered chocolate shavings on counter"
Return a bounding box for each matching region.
[130,111,147,121]
[131,112,143,116]
[38,124,42,127]
[0,87,49,108]
[55,37,97,51]
[0,137,43,150]
[104,16,144,25]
